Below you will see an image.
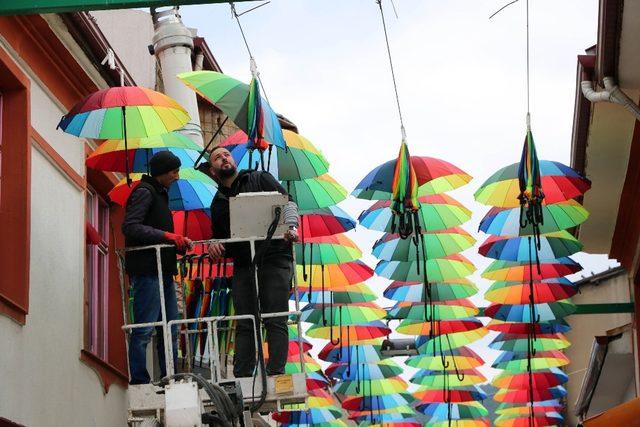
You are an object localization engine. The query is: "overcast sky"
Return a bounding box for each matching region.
[180,0,615,386]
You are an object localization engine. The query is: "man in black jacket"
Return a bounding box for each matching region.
[207,146,299,378]
[122,151,193,384]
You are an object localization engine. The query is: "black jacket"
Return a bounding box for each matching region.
[122,175,177,276]
[211,170,292,266]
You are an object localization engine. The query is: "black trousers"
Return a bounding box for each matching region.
[231,255,292,377]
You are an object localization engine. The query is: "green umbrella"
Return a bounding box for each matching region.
[298,282,379,304]
[387,300,479,321]
[373,227,476,261]
[301,302,386,326]
[375,255,476,282]
[492,350,570,371]
[406,347,484,371]
[333,377,407,396]
[295,234,362,265]
[410,369,486,388]
[489,334,570,352]
[286,174,347,211]
[384,280,479,302]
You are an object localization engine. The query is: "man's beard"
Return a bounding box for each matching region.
[217,164,236,178]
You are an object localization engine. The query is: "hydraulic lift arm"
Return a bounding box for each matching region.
[0,0,255,16]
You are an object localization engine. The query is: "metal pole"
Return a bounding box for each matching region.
[156,246,174,377]
[290,244,305,373]
[116,253,132,379]
[206,321,217,381]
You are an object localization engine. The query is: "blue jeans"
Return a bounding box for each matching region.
[128,274,179,384]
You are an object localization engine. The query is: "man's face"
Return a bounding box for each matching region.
[209,147,237,179]
[157,168,180,188]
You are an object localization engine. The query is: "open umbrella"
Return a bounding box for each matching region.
[485,278,577,304]
[172,209,212,241]
[486,319,571,335]
[296,234,362,266]
[410,369,486,387]
[416,329,489,353]
[333,377,407,396]
[416,401,488,420]
[272,407,344,424]
[492,350,570,371]
[387,299,479,321]
[286,174,348,211]
[327,359,403,381]
[301,302,387,326]
[319,342,385,364]
[298,282,378,304]
[479,230,583,262]
[484,299,577,323]
[493,386,567,403]
[376,255,476,282]
[306,321,391,342]
[492,368,568,390]
[396,319,484,337]
[373,227,476,261]
[296,260,374,293]
[481,257,582,281]
[406,347,484,371]
[413,385,487,403]
[384,280,478,302]
[489,333,571,352]
[300,206,356,239]
[341,392,415,411]
[494,412,563,427]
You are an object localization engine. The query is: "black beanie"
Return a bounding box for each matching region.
[149,151,182,177]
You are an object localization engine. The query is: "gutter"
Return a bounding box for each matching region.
[581,76,640,120]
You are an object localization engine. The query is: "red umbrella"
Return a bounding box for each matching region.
[494,386,566,403]
[492,369,568,390]
[414,387,487,403]
[172,209,212,241]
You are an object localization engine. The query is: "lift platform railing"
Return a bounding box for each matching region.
[117,235,306,387]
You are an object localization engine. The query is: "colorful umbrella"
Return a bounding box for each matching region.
[427,421,490,427]
[485,278,577,304]
[177,70,285,149]
[220,129,329,180]
[396,319,484,337]
[492,368,568,390]
[416,401,488,419]
[486,319,571,335]
[387,299,479,321]
[492,350,570,371]
[474,160,591,208]
[319,343,385,364]
[341,393,415,411]
[172,209,212,241]
[359,194,472,233]
[326,359,403,381]
[353,156,471,200]
[373,227,476,261]
[296,234,362,265]
[484,299,577,322]
[489,333,570,352]
[283,353,322,374]
[416,329,489,353]
[376,255,476,282]
[495,402,563,416]
[272,407,343,424]
[286,174,348,210]
[333,377,407,396]
[494,413,563,427]
[493,386,567,403]
[300,206,356,239]
[413,385,487,403]
[410,369,486,388]
[301,302,387,326]
[479,230,583,262]
[298,282,378,304]
[306,321,391,342]
[481,257,582,281]
[406,347,484,371]
[479,200,589,236]
[296,261,374,291]
[108,168,217,210]
[384,280,478,302]
[306,371,331,391]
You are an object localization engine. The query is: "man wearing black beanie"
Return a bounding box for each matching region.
[122,150,193,384]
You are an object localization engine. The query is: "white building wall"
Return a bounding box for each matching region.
[0,37,127,427]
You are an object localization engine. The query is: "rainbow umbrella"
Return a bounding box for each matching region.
[306,321,391,343]
[286,174,347,211]
[359,194,472,233]
[341,393,415,411]
[417,401,488,419]
[485,299,577,322]
[333,377,407,396]
[306,371,331,391]
[413,385,487,403]
[479,230,583,262]
[319,343,385,364]
[416,329,489,353]
[474,160,591,208]
[283,353,322,374]
[495,402,563,415]
[406,347,484,371]
[384,280,478,302]
[396,319,484,337]
[172,209,211,241]
[410,369,486,388]
[373,227,476,261]
[492,368,568,390]
[301,302,387,326]
[492,350,570,371]
[220,129,329,180]
[479,200,589,236]
[481,257,581,281]
[494,386,567,403]
[326,359,403,381]
[353,156,471,200]
[300,206,356,239]
[486,319,571,335]
[349,408,417,423]
[280,422,347,427]
[489,333,570,352]
[485,278,577,304]
[376,255,476,282]
[427,421,490,427]
[108,168,217,210]
[298,282,378,304]
[296,261,374,292]
[58,86,189,183]
[495,413,563,427]
[177,70,285,149]
[296,234,362,266]
[387,299,479,321]
[272,407,344,424]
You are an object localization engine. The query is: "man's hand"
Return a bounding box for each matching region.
[284,227,299,243]
[164,232,193,252]
[208,242,225,260]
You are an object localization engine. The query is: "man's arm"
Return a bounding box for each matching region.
[122,188,166,244]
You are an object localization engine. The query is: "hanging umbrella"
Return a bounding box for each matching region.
[484,299,577,322]
[489,333,570,352]
[406,347,484,370]
[396,319,484,337]
[416,329,489,353]
[384,280,478,303]
[172,209,212,241]
[373,227,476,261]
[427,421,491,427]
[485,278,577,304]
[300,206,357,239]
[220,129,329,180]
[296,234,362,266]
[353,156,472,200]
[494,386,567,403]
[283,353,322,374]
[341,393,415,411]
[348,407,417,422]
[479,200,589,236]
[298,282,378,304]
[58,86,190,183]
[306,321,391,342]
[359,194,472,233]
[296,260,374,292]
[326,359,403,381]
[410,368,486,387]
[479,230,583,262]
[495,402,563,416]
[474,160,591,208]
[177,70,285,149]
[301,302,387,326]
[492,350,570,371]
[285,174,348,211]
[376,255,476,282]
[494,413,563,427]
[387,299,479,321]
[486,319,571,335]
[413,385,487,403]
[319,343,385,364]
[108,168,217,210]
[333,377,407,396]
[306,371,331,391]
[416,401,488,419]
[481,257,582,281]
[272,407,344,424]
[492,368,568,390]
[86,132,202,173]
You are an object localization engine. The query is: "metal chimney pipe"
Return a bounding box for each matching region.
[151,7,204,147]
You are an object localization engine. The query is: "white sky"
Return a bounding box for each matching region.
[179,0,617,393]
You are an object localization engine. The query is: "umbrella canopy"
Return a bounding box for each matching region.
[396,318,484,337]
[427,421,491,427]
[286,174,348,210]
[333,377,407,396]
[296,261,374,290]
[301,302,387,326]
[86,132,202,173]
[359,194,472,233]
[485,299,577,322]
[108,168,217,210]
[410,368,486,387]
[494,386,567,403]
[373,227,476,261]
[306,321,392,342]
[406,347,484,371]
[296,234,362,265]
[376,255,476,282]
[177,70,285,148]
[384,280,478,302]
[495,402,563,416]
[486,319,571,334]
[387,299,479,321]
[479,230,583,262]
[172,209,212,240]
[306,371,331,391]
[298,282,378,304]
[341,392,415,411]
[300,206,356,239]
[326,359,403,381]
[481,257,582,281]
[492,350,570,371]
[413,385,487,403]
[492,368,569,390]
[319,343,385,364]
[220,129,329,180]
[494,413,563,427]
[272,407,343,424]
[479,200,589,236]
[489,333,571,352]
[474,160,591,208]
[416,329,489,353]
[283,354,322,374]
[485,278,577,304]
[416,401,488,420]
[353,156,471,200]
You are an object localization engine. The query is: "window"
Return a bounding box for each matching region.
[85,186,110,358]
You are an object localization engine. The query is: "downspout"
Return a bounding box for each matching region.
[581,76,640,120]
[151,7,204,147]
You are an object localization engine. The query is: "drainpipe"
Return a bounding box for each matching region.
[581,76,640,120]
[151,7,204,147]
